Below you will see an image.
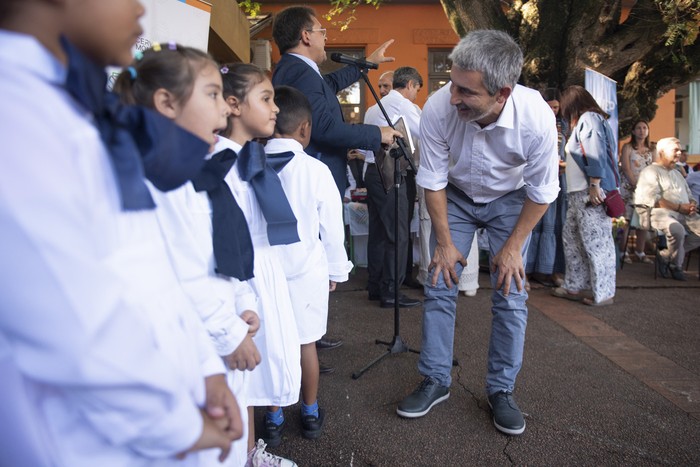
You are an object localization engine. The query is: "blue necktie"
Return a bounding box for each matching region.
[62,37,210,211]
[265,151,296,173]
[237,142,300,246]
[191,149,255,280]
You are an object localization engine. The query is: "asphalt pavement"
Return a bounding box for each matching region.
[258,257,700,466]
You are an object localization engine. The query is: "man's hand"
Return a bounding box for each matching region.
[180,408,240,462]
[204,374,243,436]
[429,243,467,289]
[490,242,525,296]
[224,334,261,371]
[240,310,260,336]
[379,126,404,146]
[329,280,337,292]
[367,39,395,64]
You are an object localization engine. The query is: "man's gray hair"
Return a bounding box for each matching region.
[448,30,523,95]
[657,137,680,156]
[392,66,423,90]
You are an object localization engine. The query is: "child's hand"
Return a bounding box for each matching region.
[240,310,260,336]
[329,280,337,292]
[203,374,243,437]
[224,334,261,371]
[180,408,240,462]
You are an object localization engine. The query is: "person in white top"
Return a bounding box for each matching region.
[397,31,559,437]
[265,85,353,443]
[554,85,619,306]
[0,1,241,465]
[114,48,269,467]
[635,137,700,281]
[378,70,395,97]
[362,66,424,308]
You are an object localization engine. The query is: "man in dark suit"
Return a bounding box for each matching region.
[271,5,402,197]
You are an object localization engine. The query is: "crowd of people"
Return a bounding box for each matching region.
[2,1,699,466]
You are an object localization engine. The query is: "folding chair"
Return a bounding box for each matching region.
[630,204,665,279]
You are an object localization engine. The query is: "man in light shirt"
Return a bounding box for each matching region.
[378,70,394,97]
[635,137,700,281]
[362,66,423,308]
[396,31,559,436]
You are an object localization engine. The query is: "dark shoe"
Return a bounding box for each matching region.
[669,264,687,281]
[655,255,670,278]
[319,363,335,374]
[403,278,423,289]
[301,408,325,439]
[487,391,525,435]
[530,272,554,287]
[368,292,380,301]
[261,416,285,448]
[396,376,450,418]
[316,337,343,350]
[380,294,422,309]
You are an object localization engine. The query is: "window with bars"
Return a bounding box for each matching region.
[320,48,366,123]
[428,48,452,95]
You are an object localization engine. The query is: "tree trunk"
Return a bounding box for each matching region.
[438,0,700,136]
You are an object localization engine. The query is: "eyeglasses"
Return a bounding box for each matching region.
[305,28,327,37]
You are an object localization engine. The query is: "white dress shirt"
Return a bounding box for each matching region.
[417,83,559,204]
[0,30,213,466]
[362,89,422,164]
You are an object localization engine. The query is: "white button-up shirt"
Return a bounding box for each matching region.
[417,83,559,204]
[362,89,422,164]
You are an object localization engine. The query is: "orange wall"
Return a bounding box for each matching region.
[647,90,676,144]
[258,3,674,136]
[257,4,459,109]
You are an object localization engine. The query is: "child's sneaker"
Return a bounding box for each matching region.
[301,407,325,439]
[247,439,298,467]
[261,416,284,448]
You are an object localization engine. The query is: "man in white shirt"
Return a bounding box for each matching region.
[378,70,394,97]
[363,66,423,308]
[635,137,700,281]
[396,31,559,436]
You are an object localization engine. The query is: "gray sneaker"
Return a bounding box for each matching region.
[487,391,525,435]
[396,376,450,418]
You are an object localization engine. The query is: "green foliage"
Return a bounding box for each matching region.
[655,0,700,47]
[238,0,261,18]
[323,0,383,31]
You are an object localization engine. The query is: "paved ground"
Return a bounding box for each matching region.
[257,257,700,466]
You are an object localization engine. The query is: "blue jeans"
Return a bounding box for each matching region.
[418,185,530,395]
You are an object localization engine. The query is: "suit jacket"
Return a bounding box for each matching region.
[272,53,382,196]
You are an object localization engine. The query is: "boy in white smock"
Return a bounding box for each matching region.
[264,85,353,441]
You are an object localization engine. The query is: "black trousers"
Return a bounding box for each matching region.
[365,163,409,299]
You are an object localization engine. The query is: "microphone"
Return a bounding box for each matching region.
[330,52,379,70]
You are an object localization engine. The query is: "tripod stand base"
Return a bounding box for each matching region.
[352,335,419,379]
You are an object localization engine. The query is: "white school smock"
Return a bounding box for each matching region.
[150,169,263,467]
[265,138,353,344]
[0,30,210,466]
[214,137,301,407]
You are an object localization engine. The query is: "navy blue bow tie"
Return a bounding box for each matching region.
[237,142,300,246]
[192,149,255,280]
[62,37,210,211]
[265,151,296,173]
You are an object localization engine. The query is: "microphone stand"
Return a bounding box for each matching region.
[352,67,419,379]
